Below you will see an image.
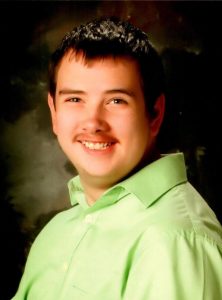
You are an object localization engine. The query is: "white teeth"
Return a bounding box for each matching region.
[81,141,111,150]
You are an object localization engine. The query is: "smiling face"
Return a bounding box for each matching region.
[48,51,164,191]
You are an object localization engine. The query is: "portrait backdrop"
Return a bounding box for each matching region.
[0,1,221,299]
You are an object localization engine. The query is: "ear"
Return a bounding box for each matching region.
[48,93,58,135]
[150,93,165,137]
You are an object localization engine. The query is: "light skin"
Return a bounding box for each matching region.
[48,51,165,205]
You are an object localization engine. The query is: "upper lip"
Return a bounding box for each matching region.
[79,140,114,144]
[76,134,117,144]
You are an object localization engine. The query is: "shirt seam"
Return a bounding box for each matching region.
[151,227,222,250]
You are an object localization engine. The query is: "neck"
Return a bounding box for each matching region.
[80,181,109,206]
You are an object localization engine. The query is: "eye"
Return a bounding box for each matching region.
[110,98,127,105]
[66,97,81,103]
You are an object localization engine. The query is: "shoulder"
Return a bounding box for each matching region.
[149,181,222,242]
[133,213,222,270]
[135,180,222,257]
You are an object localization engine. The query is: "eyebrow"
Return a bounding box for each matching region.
[58,89,85,95]
[105,89,135,97]
[58,88,135,97]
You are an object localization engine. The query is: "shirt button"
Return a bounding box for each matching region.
[84,214,95,224]
[61,262,68,272]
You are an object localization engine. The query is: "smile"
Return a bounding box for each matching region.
[81,141,113,150]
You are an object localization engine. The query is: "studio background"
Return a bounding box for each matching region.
[0,1,221,299]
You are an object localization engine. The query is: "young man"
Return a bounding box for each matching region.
[13,18,222,299]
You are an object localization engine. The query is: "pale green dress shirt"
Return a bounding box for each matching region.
[13,153,222,300]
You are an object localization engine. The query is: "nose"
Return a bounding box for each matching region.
[81,105,109,134]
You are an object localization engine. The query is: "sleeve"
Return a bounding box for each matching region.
[122,229,222,300]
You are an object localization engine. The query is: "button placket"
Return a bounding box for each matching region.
[84,214,96,224]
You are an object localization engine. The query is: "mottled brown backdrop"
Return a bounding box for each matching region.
[0,1,221,299]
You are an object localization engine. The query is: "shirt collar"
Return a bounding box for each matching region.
[68,153,187,210]
[117,152,187,208]
[68,176,124,211]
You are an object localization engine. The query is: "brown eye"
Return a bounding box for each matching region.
[68,97,81,102]
[111,98,127,104]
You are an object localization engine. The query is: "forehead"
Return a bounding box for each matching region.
[61,49,138,65]
[55,50,143,87]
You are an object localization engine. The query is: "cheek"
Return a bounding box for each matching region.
[126,113,149,136]
[117,117,149,149]
[55,113,77,136]
[133,119,151,149]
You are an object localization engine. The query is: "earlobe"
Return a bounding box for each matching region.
[150,93,165,137]
[48,93,58,135]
